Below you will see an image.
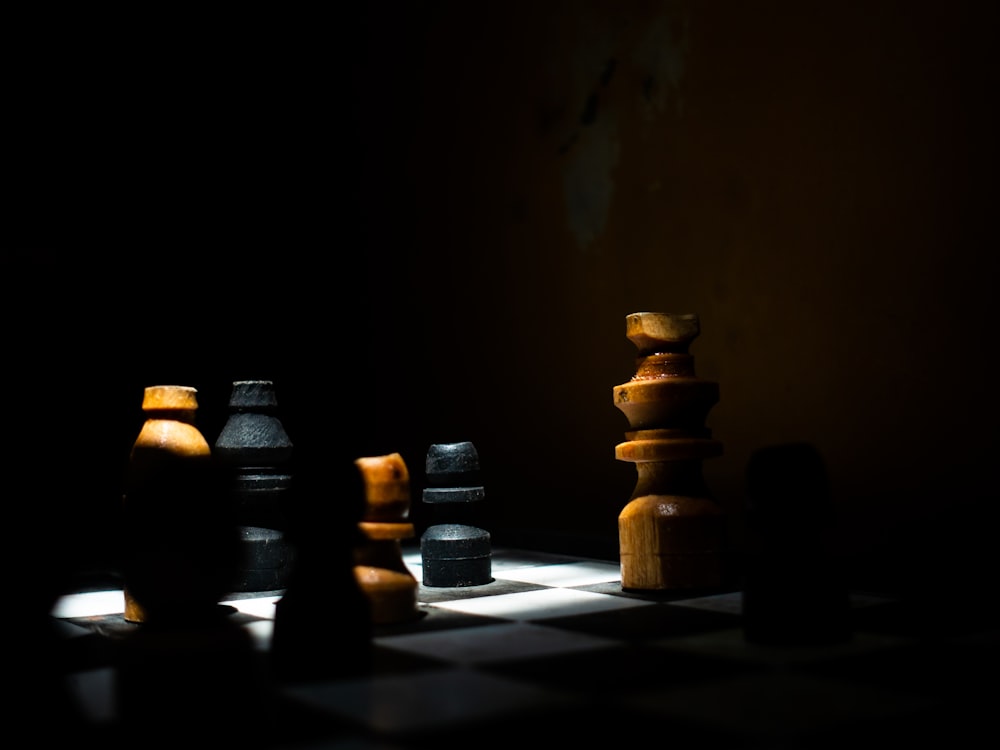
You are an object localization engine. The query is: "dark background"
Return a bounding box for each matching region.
[9,2,999,605]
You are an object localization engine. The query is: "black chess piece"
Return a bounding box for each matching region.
[270,449,373,682]
[741,442,852,646]
[116,614,270,746]
[213,380,295,592]
[420,441,492,587]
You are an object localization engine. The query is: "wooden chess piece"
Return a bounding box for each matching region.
[354,452,420,624]
[613,312,726,591]
[420,441,492,587]
[122,385,239,624]
[213,380,294,592]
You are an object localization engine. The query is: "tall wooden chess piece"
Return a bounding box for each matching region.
[119,386,262,741]
[613,312,726,591]
[121,385,239,623]
[213,379,294,592]
[354,452,420,624]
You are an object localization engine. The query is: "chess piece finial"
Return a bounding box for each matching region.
[420,441,492,587]
[613,312,726,591]
[214,379,294,592]
[353,452,420,624]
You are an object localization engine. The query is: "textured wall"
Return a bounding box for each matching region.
[348,1,999,593]
[13,2,998,597]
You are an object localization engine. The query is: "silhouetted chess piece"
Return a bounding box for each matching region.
[270,452,373,683]
[420,441,492,587]
[116,614,269,746]
[121,385,239,624]
[741,442,852,645]
[214,380,294,592]
[613,312,726,591]
[353,452,420,625]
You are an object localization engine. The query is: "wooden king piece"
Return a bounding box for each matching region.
[613,312,726,591]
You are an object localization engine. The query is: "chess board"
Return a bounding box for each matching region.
[50,543,998,748]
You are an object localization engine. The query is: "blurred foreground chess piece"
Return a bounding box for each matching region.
[741,442,852,645]
[214,380,294,592]
[121,385,238,624]
[116,613,268,745]
[420,441,492,587]
[614,312,726,591]
[354,452,420,624]
[270,453,372,683]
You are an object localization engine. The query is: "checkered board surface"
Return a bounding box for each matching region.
[51,544,999,748]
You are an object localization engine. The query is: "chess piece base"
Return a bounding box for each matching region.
[230,526,294,592]
[618,493,725,590]
[354,565,420,624]
[421,524,492,587]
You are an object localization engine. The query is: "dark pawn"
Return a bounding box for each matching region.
[116,615,270,747]
[420,441,492,587]
[741,442,852,646]
[269,451,372,683]
[214,380,295,592]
